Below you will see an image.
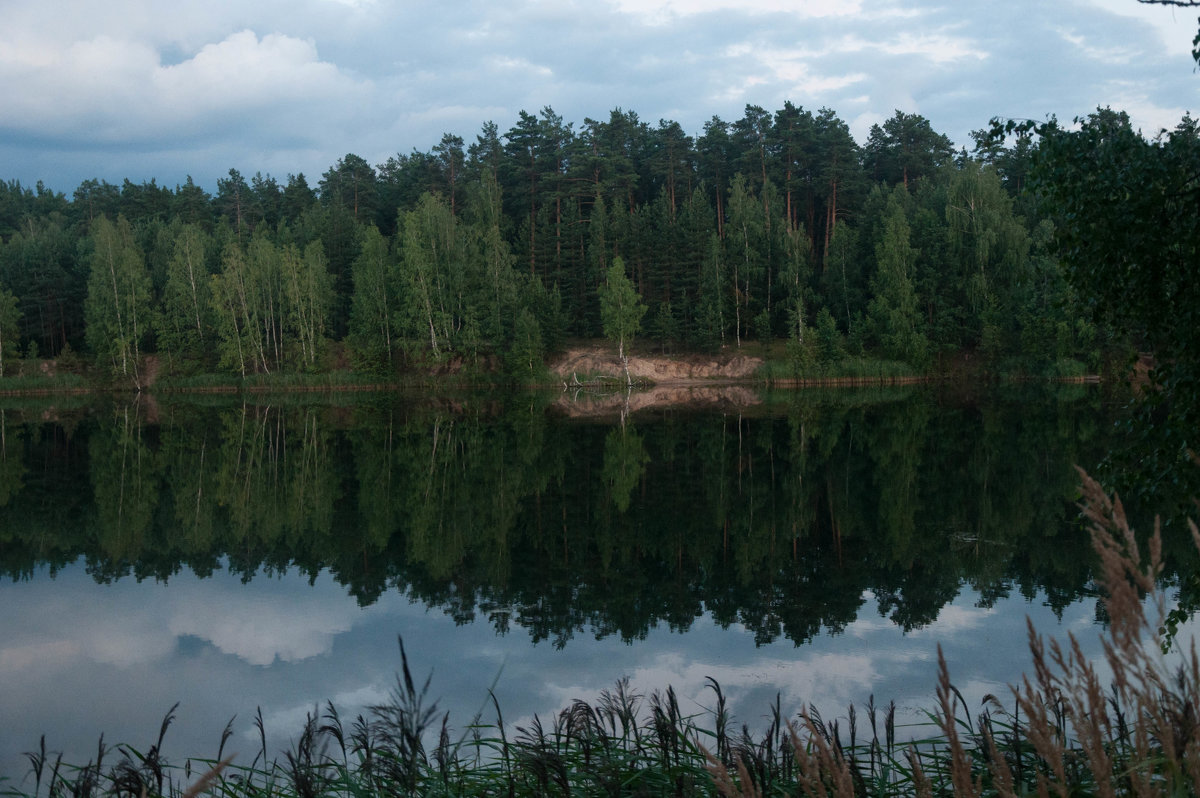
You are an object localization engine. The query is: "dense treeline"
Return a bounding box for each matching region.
[0,103,1113,379]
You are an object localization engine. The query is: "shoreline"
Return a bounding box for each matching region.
[0,343,1105,398]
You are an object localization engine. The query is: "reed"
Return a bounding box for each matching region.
[5,469,1198,796]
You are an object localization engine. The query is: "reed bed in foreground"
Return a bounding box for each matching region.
[4,468,1198,797]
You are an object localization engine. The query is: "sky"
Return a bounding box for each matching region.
[1,0,1197,196]
[0,558,1125,777]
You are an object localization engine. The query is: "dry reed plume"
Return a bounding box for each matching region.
[704,466,1200,797]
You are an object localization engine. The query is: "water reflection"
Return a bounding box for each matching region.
[0,386,1134,777]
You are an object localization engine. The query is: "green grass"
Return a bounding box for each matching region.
[757,356,923,384]
[154,369,530,394]
[0,372,88,393]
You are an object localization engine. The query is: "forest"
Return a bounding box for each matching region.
[0,102,1163,383]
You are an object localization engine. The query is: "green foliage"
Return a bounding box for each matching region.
[814,306,844,363]
[347,224,398,371]
[864,109,955,187]
[1002,109,1200,506]
[0,214,82,357]
[724,173,769,344]
[396,188,533,364]
[0,286,19,377]
[598,256,646,365]
[867,191,929,367]
[84,215,152,380]
[156,222,213,365]
[1019,110,1199,370]
[649,300,680,353]
[524,276,566,355]
[939,159,1030,352]
[506,307,544,381]
[0,101,1142,380]
[282,241,334,370]
[602,425,649,513]
[694,233,727,351]
[209,241,255,376]
[90,405,159,561]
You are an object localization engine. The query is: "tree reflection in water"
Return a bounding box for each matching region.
[0,386,1131,648]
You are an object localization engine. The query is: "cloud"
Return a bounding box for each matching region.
[1101,82,1193,135]
[909,603,997,637]
[490,55,555,78]
[1076,0,1200,58]
[0,0,1195,195]
[1055,26,1139,65]
[0,28,369,147]
[0,571,382,674]
[157,31,355,107]
[609,0,861,26]
[167,590,359,666]
[878,30,986,64]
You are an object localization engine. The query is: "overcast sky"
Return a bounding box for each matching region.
[1,0,1197,195]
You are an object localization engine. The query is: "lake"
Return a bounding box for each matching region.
[0,384,1156,781]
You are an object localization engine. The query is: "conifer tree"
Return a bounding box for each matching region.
[0,287,19,376]
[867,192,928,366]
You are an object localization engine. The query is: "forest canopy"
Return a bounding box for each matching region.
[1,101,1181,380]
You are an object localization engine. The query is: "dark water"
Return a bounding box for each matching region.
[0,385,1154,780]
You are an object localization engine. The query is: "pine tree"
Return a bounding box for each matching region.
[0,287,19,376]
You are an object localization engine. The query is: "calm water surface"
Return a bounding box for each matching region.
[0,385,1148,779]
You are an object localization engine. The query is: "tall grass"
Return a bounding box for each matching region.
[707,466,1200,797]
[0,373,88,394]
[758,357,923,385]
[5,469,1198,796]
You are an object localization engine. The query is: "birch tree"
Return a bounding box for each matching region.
[85,215,151,382]
[158,222,212,363]
[282,241,332,369]
[399,193,458,357]
[599,256,646,385]
[210,242,256,376]
[349,224,399,369]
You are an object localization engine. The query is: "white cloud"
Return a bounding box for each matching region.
[1103,82,1192,134]
[878,30,986,64]
[0,640,79,673]
[491,56,555,78]
[1055,27,1138,64]
[0,0,1194,194]
[909,603,997,636]
[610,0,862,25]
[519,648,882,734]
[1076,0,1199,57]
[748,48,870,94]
[166,580,390,665]
[0,28,369,144]
[156,31,354,107]
[0,572,383,674]
[0,585,185,671]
